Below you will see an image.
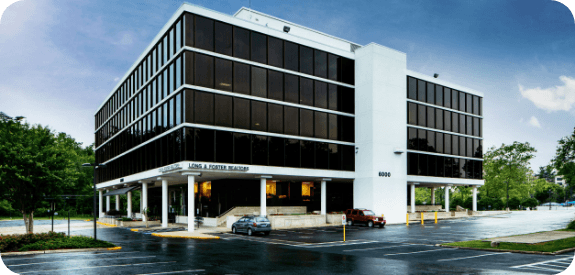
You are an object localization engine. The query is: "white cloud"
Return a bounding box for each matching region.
[528,116,541,128]
[519,76,575,112]
[114,77,120,82]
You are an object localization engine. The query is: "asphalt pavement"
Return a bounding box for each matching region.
[2,210,575,274]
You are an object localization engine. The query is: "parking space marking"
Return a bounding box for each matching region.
[437,252,510,262]
[342,244,416,252]
[136,269,205,275]
[516,265,564,272]
[18,261,178,274]
[510,256,573,273]
[383,248,452,256]
[7,256,156,267]
[301,240,381,248]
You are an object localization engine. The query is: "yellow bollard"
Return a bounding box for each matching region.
[421,212,424,224]
[435,212,438,224]
[406,213,409,226]
[343,224,346,242]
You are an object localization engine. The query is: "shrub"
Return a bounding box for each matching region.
[567,220,575,230]
[0,232,66,252]
[119,217,133,221]
[106,210,122,216]
[508,197,521,210]
[522,198,539,208]
[18,236,114,252]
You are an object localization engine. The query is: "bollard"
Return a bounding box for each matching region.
[434,212,438,224]
[406,213,409,226]
[421,212,424,224]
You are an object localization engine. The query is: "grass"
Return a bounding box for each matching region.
[442,237,575,253]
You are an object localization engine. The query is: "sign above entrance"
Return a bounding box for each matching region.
[159,164,182,173]
[188,163,249,172]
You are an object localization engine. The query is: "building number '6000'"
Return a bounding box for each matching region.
[378,172,391,177]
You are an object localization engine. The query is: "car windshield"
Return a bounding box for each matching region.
[255,217,269,222]
[363,210,375,216]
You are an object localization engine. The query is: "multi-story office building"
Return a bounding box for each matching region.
[93,3,484,229]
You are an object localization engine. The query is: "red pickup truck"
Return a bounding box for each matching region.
[345,208,386,228]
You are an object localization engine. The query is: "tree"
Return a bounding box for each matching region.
[553,127,575,202]
[0,119,79,233]
[483,142,536,209]
[535,165,555,182]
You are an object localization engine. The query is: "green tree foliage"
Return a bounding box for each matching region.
[535,165,555,182]
[0,118,81,233]
[522,198,538,208]
[553,127,575,202]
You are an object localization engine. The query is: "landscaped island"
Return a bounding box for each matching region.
[0,232,116,252]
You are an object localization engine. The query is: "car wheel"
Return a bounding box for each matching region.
[368,221,374,228]
[347,220,354,226]
[248,228,253,236]
[232,226,237,234]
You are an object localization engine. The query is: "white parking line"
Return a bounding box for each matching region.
[437,252,510,262]
[343,244,416,252]
[511,256,574,269]
[18,261,177,274]
[7,256,156,267]
[383,248,452,256]
[516,265,563,272]
[540,263,571,269]
[302,240,381,248]
[136,270,205,275]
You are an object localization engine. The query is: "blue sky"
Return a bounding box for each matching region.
[0,0,574,171]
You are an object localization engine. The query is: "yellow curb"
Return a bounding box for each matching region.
[151,232,220,240]
[96,221,117,227]
[107,247,122,250]
[130,229,139,232]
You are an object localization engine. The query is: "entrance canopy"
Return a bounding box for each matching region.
[103,186,140,196]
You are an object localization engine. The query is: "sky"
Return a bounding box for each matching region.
[0,0,574,171]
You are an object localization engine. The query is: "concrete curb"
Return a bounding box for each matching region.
[151,232,220,240]
[96,221,117,227]
[437,244,575,255]
[1,246,122,257]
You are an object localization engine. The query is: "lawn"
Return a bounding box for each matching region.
[443,237,575,253]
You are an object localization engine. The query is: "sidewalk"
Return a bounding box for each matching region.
[485,231,575,244]
[148,227,225,240]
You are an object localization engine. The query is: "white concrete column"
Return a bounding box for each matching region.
[472,186,477,212]
[445,186,451,213]
[127,191,132,218]
[321,180,327,215]
[431,187,436,205]
[98,190,103,218]
[410,184,416,213]
[182,173,200,232]
[106,190,110,212]
[260,178,267,217]
[161,178,168,228]
[142,182,148,222]
[115,195,120,211]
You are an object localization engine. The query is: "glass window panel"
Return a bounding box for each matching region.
[252,135,268,165]
[328,114,338,140]
[340,86,355,114]
[460,159,467,178]
[479,97,483,116]
[284,106,299,136]
[435,85,443,106]
[427,106,435,128]
[215,131,233,163]
[452,90,459,111]
[233,97,250,130]
[214,58,232,92]
[284,74,299,104]
[163,102,169,130]
[176,20,182,52]
[184,89,193,123]
[436,156,445,177]
[328,84,338,111]
[268,70,283,101]
[234,133,251,164]
[301,141,315,168]
[185,52,193,85]
[328,144,341,170]
[233,27,250,59]
[269,137,284,167]
[284,41,299,71]
[163,36,168,65]
[194,91,214,125]
[176,57,182,91]
[418,104,426,127]
[214,94,232,127]
[268,37,283,68]
[417,80,426,102]
[299,46,313,75]
[428,155,437,177]
[473,96,479,115]
[427,82,434,104]
[314,112,327,139]
[436,109,443,130]
[316,142,328,169]
[314,81,327,109]
[408,127,418,150]
[452,113,459,133]
[408,77,417,100]
[444,88,451,109]
[467,116,473,135]
[184,14,194,47]
[427,130,436,152]
[459,136,466,157]
[436,132,443,154]
[418,153,427,176]
[251,101,267,131]
[170,63,175,94]
[444,111,451,132]
[195,16,214,51]
[194,54,214,88]
[314,50,327,78]
[300,109,314,137]
[233,62,250,94]
[215,22,232,56]
[407,153,418,175]
[251,67,267,97]
[466,94,472,113]
[460,115,466,134]
[341,116,354,142]
[175,93,182,126]
[285,139,300,168]
[459,92,466,112]
[195,128,214,162]
[328,54,340,81]
[268,103,283,134]
[299,78,313,106]
[341,58,355,85]
[408,102,417,125]
[452,135,458,156]
[417,129,426,151]
[251,32,267,64]
[467,137,473,157]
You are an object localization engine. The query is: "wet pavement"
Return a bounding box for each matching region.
[2,210,575,274]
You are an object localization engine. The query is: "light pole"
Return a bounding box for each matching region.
[82,163,106,240]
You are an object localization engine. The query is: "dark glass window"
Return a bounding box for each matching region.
[418,104,426,127]
[316,142,329,169]
[418,153,427,176]
[427,106,435,128]
[437,156,445,177]
[427,130,436,152]
[233,62,250,94]
[340,87,355,114]
[475,161,482,179]
[284,74,299,104]
[184,89,194,123]
[251,101,267,131]
[341,58,354,85]
[452,158,460,178]
[328,54,340,81]
[252,135,268,165]
[444,111,451,132]
[299,46,313,75]
[328,84,338,111]
[452,90,459,111]
[300,78,313,106]
[428,155,437,177]
[195,128,214,162]
[467,116,473,135]
[233,27,250,59]
[452,113,459,133]
[444,88,451,109]
[185,128,194,160]
[328,144,341,170]
[314,81,327,109]
[407,153,418,175]
[417,80,426,102]
[341,116,354,142]
[436,132,444,154]
[268,71,283,101]
[251,32,267,64]
[460,115,466,135]
[476,140,483,158]
[418,129,427,151]
[479,98,483,116]
[452,135,458,156]
[408,128,418,150]
[195,54,214,88]
[215,131,233,163]
[268,37,283,68]
[435,85,443,106]
[328,114,338,140]
[214,94,232,127]
[194,91,214,125]
[251,67,267,97]
[215,22,232,56]
[300,109,314,137]
[466,94,472,113]
[301,141,314,169]
[408,103,417,125]
[427,82,435,104]
[268,103,283,134]
[436,109,443,130]
[269,137,284,167]
[314,50,327,78]
[460,159,467,178]
[285,139,300,167]
[185,52,193,85]
[215,58,232,91]
[195,16,214,51]
[473,96,479,115]
[315,112,327,139]
[459,136,466,157]
[234,133,251,164]
[184,14,194,47]
[284,41,298,71]
[233,98,250,129]
[284,106,299,136]
[467,137,473,157]
[408,77,417,100]
[459,92,466,112]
